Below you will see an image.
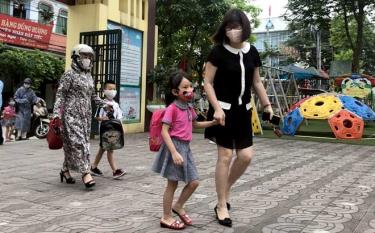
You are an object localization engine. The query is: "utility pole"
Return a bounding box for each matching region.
[316,29,322,88]
[316,29,321,71]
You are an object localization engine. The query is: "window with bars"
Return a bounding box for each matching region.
[0,0,10,15]
[56,9,67,35]
[13,0,26,19]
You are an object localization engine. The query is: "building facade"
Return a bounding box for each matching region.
[250,0,290,67]
[253,17,290,67]
[61,0,156,134]
[0,0,68,54]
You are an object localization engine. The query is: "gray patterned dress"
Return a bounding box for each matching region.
[53,64,104,174]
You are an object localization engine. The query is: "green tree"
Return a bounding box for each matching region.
[330,15,375,73]
[285,0,375,72]
[0,45,64,93]
[152,0,260,96]
[284,21,333,69]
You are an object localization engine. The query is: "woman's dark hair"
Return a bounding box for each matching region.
[211,9,251,44]
[165,69,192,106]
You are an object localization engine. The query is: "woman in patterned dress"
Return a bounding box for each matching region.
[53,44,105,188]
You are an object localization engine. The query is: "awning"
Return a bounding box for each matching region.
[280,64,328,80]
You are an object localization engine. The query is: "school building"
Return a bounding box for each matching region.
[57,0,157,134]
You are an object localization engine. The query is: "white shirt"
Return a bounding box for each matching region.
[97,99,123,120]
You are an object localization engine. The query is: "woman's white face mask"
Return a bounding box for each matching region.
[81,58,92,70]
[226,29,243,43]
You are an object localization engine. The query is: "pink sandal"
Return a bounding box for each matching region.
[172,209,193,225]
[160,219,185,230]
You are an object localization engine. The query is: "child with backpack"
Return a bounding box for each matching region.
[91,80,126,179]
[152,70,218,230]
[1,98,16,142]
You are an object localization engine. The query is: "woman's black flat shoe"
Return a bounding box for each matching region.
[60,170,76,184]
[227,202,231,210]
[82,173,95,188]
[214,206,232,227]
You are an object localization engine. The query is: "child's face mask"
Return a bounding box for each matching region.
[179,90,194,101]
[104,90,117,99]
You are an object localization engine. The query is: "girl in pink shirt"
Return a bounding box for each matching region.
[2,98,16,142]
[152,70,217,230]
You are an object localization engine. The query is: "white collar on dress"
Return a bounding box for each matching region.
[223,42,250,54]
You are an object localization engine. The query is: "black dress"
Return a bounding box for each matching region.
[204,43,262,149]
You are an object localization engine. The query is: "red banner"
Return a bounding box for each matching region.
[0,14,52,49]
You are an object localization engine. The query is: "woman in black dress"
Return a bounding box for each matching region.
[204,9,274,227]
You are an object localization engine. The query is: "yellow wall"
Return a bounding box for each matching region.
[66,0,149,133]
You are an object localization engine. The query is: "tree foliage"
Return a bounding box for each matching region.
[0,44,64,93]
[285,0,375,73]
[150,0,260,97]
[285,20,333,69]
[330,15,375,73]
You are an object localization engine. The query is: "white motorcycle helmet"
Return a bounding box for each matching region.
[71,44,94,71]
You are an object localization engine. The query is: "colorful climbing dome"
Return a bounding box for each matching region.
[285,93,374,140]
[282,108,304,136]
[339,95,375,121]
[328,109,364,139]
[288,96,310,113]
[300,95,343,119]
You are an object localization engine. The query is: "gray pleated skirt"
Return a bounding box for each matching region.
[152,137,199,183]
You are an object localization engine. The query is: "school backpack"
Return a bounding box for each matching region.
[3,106,16,119]
[149,104,176,152]
[100,119,124,150]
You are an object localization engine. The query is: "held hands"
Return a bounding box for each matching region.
[171,151,184,166]
[211,119,219,126]
[213,109,225,126]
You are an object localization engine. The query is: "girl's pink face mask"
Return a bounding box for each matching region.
[179,90,194,101]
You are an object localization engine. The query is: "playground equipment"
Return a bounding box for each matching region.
[250,97,262,135]
[299,95,342,119]
[341,76,372,98]
[282,93,375,139]
[282,108,304,136]
[328,110,364,139]
[261,66,300,121]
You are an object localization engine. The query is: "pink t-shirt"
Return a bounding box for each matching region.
[3,106,16,119]
[162,103,197,142]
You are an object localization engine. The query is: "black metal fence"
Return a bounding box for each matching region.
[80,29,122,135]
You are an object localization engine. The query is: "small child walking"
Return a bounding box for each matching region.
[2,98,16,142]
[152,70,217,230]
[91,80,126,179]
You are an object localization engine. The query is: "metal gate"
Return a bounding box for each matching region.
[80,29,122,135]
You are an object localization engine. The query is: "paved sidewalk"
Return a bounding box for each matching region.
[0,133,375,233]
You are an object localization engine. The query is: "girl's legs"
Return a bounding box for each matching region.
[215,146,233,219]
[173,180,199,214]
[92,147,105,168]
[106,150,117,172]
[226,146,253,203]
[162,180,178,224]
[5,126,10,141]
